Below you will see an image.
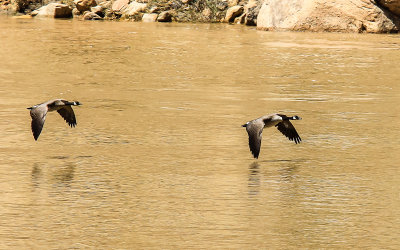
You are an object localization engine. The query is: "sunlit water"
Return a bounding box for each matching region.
[0,16,399,249]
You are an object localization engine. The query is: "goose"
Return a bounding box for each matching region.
[27,99,81,141]
[242,114,302,158]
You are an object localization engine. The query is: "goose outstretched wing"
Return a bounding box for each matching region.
[30,105,48,141]
[275,120,301,144]
[57,106,77,127]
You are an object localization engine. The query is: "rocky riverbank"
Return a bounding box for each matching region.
[0,0,262,24]
[1,0,400,33]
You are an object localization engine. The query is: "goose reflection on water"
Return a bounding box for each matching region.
[31,162,76,189]
[247,160,302,198]
[248,162,260,197]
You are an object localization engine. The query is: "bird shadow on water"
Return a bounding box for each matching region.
[31,161,76,189]
[31,163,42,188]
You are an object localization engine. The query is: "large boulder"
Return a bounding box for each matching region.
[377,0,400,16]
[257,0,400,33]
[31,3,72,18]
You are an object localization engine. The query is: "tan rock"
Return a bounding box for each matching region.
[228,0,238,7]
[377,0,400,16]
[72,7,80,16]
[257,0,400,33]
[157,10,172,22]
[244,0,261,26]
[83,11,102,19]
[99,0,112,9]
[234,13,245,24]
[142,13,157,22]
[225,5,243,22]
[216,1,228,10]
[74,0,97,12]
[111,0,129,12]
[31,3,72,18]
[91,5,103,16]
[122,1,147,16]
[244,0,258,10]
[202,7,211,18]
[149,6,158,13]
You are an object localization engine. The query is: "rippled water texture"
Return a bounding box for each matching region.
[1,16,400,249]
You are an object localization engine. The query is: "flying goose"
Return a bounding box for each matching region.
[242,114,302,158]
[27,99,81,140]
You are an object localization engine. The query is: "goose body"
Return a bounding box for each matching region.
[242,114,302,158]
[27,99,81,140]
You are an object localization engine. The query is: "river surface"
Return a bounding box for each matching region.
[0,16,400,249]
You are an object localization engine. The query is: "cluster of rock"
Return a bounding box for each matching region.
[3,0,262,25]
[2,0,400,33]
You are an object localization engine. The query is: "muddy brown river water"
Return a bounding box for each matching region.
[0,16,399,249]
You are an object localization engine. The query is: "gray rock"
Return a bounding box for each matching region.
[157,11,172,22]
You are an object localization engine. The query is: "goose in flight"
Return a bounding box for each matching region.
[242,113,302,158]
[27,99,81,140]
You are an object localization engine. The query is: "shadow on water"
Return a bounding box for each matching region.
[31,162,76,189]
[31,163,42,188]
